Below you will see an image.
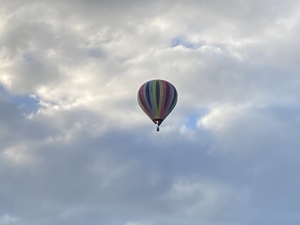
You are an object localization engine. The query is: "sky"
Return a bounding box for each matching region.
[0,0,300,224]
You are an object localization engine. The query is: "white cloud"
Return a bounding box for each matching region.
[0,0,300,224]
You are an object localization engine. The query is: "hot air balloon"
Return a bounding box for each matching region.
[138,79,178,131]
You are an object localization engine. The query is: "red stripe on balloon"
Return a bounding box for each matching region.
[138,84,153,119]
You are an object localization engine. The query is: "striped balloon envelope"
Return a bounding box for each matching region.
[137,79,178,131]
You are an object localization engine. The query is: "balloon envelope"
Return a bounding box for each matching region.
[137,79,178,130]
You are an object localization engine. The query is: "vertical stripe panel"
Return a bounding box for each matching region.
[138,79,177,123]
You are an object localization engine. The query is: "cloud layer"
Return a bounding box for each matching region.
[1,0,300,224]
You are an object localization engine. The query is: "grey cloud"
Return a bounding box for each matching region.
[0,129,240,225]
[0,0,300,224]
[1,100,300,225]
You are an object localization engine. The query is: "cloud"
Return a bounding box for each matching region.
[0,0,300,224]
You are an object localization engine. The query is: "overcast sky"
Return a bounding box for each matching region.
[0,0,300,224]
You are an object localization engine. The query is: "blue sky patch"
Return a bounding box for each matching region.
[0,84,7,96]
[185,114,199,130]
[11,95,40,113]
[171,35,204,49]
[185,108,209,130]
[0,84,39,113]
